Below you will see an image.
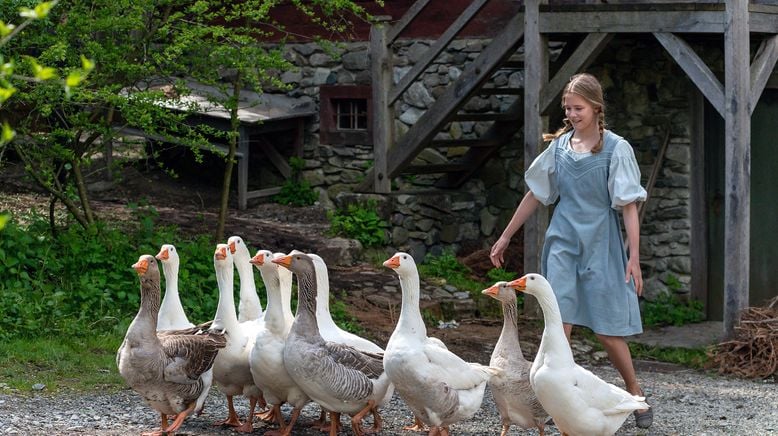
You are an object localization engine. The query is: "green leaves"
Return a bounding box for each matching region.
[328,200,388,248]
[19,1,55,19]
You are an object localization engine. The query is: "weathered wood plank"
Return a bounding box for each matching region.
[723,0,751,338]
[389,0,491,104]
[540,32,613,114]
[524,0,548,316]
[371,18,393,193]
[386,0,431,44]
[403,163,468,174]
[750,35,778,114]
[540,11,725,33]
[256,136,291,179]
[654,32,725,117]
[750,11,778,32]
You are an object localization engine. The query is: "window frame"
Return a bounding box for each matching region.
[319,85,373,145]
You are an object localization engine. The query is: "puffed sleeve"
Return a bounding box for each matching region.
[608,139,647,210]
[524,140,558,206]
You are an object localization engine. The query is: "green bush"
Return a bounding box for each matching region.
[486,267,517,282]
[641,292,705,327]
[327,200,388,247]
[273,156,318,207]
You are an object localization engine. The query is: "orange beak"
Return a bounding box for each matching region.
[228,241,236,254]
[132,258,149,275]
[155,248,168,261]
[250,252,265,266]
[383,255,400,269]
[215,246,227,260]
[508,276,527,292]
[272,254,292,269]
[481,284,499,297]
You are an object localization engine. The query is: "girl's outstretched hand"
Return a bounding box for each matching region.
[490,237,510,268]
[626,256,643,296]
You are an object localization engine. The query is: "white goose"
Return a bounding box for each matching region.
[248,250,310,435]
[482,281,547,436]
[509,273,649,436]
[383,252,499,436]
[117,255,226,435]
[228,235,264,323]
[155,244,214,416]
[210,244,264,433]
[274,253,393,436]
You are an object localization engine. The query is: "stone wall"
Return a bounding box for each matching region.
[271,36,694,300]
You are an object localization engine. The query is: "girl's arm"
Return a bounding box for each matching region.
[490,191,541,268]
[622,202,643,295]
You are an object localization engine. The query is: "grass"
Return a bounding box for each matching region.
[0,333,125,393]
[628,343,710,370]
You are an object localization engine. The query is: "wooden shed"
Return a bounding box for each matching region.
[347,0,778,338]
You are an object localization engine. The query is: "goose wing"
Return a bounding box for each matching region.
[422,341,496,390]
[160,331,227,384]
[324,341,384,378]
[571,364,646,414]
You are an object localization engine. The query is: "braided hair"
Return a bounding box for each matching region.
[541,73,607,153]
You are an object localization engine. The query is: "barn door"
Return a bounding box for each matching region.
[705,89,778,320]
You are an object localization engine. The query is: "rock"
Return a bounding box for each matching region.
[317,237,362,266]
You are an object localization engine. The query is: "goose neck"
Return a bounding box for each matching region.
[159,262,186,317]
[131,274,161,340]
[260,269,286,332]
[236,258,262,314]
[533,290,575,362]
[290,270,321,338]
[495,300,522,356]
[396,271,426,336]
[213,264,239,331]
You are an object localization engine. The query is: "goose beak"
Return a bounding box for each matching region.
[132,257,149,275]
[481,284,499,297]
[228,241,236,254]
[215,246,227,260]
[508,276,527,292]
[250,252,265,266]
[272,254,292,269]
[155,248,169,261]
[383,255,400,269]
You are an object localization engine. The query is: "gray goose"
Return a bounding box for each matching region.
[273,253,393,436]
[116,254,226,435]
[482,281,547,436]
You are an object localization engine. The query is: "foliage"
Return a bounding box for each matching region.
[329,292,364,334]
[628,343,709,370]
[273,156,318,207]
[486,267,517,283]
[641,292,705,327]
[327,200,388,247]
[0,333,123,391]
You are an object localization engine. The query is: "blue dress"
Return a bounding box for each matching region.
[525,130,647,336]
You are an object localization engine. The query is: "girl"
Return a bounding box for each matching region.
[490,73,652,428]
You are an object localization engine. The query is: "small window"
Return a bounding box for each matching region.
[320,85,372,145]
[334,98,368,131]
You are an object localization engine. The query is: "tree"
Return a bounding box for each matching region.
[1,0,379,239]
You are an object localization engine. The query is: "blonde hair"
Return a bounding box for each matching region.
[541,73,607,153]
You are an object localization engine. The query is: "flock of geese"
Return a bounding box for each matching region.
[117,235,649,436]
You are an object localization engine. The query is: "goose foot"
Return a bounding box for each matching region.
[351,400,381,435]
[235,396,259,433]
[403,415,427,432]
[255,405,280,423]
[164,402,196,434]
[428,426,450,436]
[213,396,242,427]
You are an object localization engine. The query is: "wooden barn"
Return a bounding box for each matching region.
[248,0,778,338]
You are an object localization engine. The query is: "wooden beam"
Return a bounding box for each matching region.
[256,136,291,179]
[540,32,613,114]
[389,0,491,104]
[523,0,549,301]
[540,11,725,34]
[370,18,393,193]
[654,32,725,117]
[386,0,431,44]
[723,0,751,338]
[638,126,671,227]
[750,35,778,114]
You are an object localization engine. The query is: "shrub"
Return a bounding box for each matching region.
[273,156,318,207]
[327,200,388,247]
[641,292,705,327]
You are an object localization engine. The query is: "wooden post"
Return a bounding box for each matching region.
[523,0,549,316]
[370,16,393,194]
[723,0,750,338]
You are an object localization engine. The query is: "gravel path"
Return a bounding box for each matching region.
[2,365,776,435]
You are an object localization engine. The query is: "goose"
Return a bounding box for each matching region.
[248,250,310,435]
[273,253,393,436]
[481,281,547,436]
[155,244,214,416]
[383,252,499,436]
[117,255,226,436]
[509,273,649,436]
[228,235,264,323]
[210,244,265,433]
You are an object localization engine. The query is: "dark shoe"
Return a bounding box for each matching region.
[634,408,653,429]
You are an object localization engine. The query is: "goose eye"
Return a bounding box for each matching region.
[170,247,175,252]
